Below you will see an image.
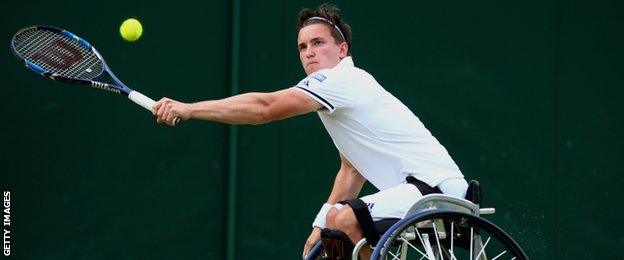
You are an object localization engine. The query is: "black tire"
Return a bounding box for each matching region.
[371,210,528,260]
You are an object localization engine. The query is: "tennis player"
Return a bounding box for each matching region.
[153,4,467,259]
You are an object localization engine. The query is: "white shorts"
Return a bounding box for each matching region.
[335,177,468,221]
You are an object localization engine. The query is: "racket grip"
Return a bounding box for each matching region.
[128,91,181,125]
[128,90,155,111]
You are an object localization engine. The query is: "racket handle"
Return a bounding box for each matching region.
[128,91,181,125]
[128,90,155,111]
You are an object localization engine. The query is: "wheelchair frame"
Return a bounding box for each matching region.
[305,193,527,260]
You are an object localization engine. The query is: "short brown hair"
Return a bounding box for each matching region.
[297,4,352,55]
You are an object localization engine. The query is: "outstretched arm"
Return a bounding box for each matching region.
[153,88,322,126]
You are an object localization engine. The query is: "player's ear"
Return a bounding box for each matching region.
[339,42,348,58]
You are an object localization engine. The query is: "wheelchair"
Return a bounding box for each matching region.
[304,180,528,260]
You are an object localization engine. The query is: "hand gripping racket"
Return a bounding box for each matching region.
[10,25,179,125]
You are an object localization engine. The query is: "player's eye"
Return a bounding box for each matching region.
[298,44,307,51]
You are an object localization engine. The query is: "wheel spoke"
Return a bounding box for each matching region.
[388,249,402,260]
[450,222,454,258]
[470,227,474,260]
[414,225,428,255]
[393,244,402,259]
[422,234,436,260]
[400,236,430,259]
[490,250,507,260]
[474,236,491,260]
[432,222,444,259]
[447,250,458,260]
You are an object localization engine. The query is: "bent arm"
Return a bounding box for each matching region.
[326,154,367,204]
[189,88,322,125]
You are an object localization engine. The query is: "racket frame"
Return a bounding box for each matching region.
[11,25,159,113]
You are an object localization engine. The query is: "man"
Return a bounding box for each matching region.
[153,4,468,259]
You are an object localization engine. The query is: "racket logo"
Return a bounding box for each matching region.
[31,39,83,70]
[91,82,121,94]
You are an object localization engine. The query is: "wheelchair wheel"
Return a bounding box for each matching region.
[304,241,325,260]
[371,210,528,260]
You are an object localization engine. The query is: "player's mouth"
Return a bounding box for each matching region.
[307,62,318,67]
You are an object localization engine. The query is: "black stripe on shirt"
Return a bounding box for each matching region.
[295,86,335,110]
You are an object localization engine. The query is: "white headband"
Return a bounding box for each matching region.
[306,16,346,42]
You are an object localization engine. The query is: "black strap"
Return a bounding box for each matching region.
[406,176,442,195]
[344,199,380,246]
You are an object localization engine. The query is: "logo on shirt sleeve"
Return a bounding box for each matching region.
[310,73,327,82]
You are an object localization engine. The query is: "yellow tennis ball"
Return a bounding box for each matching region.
[119,18,143,42]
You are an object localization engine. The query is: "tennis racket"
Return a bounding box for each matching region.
[10,25,179,125]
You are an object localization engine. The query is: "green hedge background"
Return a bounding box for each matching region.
[1,0,622,259]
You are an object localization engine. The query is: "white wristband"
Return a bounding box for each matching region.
[312,203,333,229]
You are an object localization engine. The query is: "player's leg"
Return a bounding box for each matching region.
[323,183,424,258]
[320,204,356,259]
[437,177,469,199]
[333,205,363,242]
[327,205,369,259]
[360,182,425,259]
[361,183,425,221]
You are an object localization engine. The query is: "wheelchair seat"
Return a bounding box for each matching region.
[373,218,400,235]
[372,179,482,237]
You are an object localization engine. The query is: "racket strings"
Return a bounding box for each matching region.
[15,30,57,63]
[13,29,103,80]
[66,50,101,79]
[14,30,72,71]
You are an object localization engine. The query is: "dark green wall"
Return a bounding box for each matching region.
[1,0,622,259]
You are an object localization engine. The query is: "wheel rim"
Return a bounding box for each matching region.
[372,210,528,260]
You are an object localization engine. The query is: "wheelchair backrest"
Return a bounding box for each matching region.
[465,179,482,205]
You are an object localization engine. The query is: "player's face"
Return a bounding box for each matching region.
[297,24,348,75]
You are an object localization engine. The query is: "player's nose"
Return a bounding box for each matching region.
[305,47,315,58]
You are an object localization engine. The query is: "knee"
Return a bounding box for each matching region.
[326,207,339,229]
[334,207,358,230]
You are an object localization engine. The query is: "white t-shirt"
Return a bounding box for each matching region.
[293,57,463,190]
